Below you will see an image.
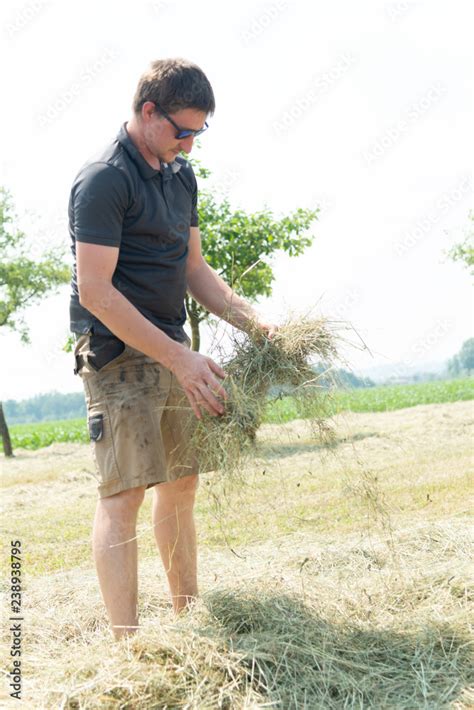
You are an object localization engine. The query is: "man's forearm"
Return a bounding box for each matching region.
[79,281,185,369]
[187,261,259,332]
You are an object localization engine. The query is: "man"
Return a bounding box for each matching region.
[69,58,274,640]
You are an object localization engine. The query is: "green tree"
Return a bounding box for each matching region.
[447,338,474,377]
[186,161,318,351]
[448,209,474,276]
[458,338,474,372]
[0,187,70,456]
[447,354,460,377]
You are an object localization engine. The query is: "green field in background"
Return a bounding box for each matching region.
[264,376,474,423]
[2,377,473,451]
[3,417,89,452]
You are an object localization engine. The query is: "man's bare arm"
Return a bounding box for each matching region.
[77,242,184,368]
[77,242,227,418]
[186,227,276,336]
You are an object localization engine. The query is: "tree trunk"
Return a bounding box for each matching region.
[189,311,201,352]
[0,402,14,457]
[185,295,202,352]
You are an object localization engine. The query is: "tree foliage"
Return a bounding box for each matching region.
[447,337,474,377]
[448,209,474,276]
[185,159,319,350]
[0,187,70,343]
[0,187,71,456]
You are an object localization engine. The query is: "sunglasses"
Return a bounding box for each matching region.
[153,101,209,139]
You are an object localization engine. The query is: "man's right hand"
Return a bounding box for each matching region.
[169,348,228,420]
[76,243,228,416]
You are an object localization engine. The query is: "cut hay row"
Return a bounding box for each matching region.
[3,520,472,709]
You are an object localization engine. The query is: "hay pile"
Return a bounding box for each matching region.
[190,316,349,479]
[11,521,473,708]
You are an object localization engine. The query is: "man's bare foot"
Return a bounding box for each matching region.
[112,623,140,641]
[173,595,198,616]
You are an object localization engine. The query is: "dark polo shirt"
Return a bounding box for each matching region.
[68,122,198,350]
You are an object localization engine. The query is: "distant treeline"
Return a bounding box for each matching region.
[4,367,375,424]
[314,366,375,389]
[4,392,86,425]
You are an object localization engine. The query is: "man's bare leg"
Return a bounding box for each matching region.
[92,485,146,640]
[152,474,199,613]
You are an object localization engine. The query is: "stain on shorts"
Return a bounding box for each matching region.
[74,334,197,498]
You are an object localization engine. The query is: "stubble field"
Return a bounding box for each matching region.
[1,399,473,708]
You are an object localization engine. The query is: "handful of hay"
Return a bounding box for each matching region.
[190,316,348,480]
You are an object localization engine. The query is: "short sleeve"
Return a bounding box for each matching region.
[71,162,129,247]
[190,166,199,227]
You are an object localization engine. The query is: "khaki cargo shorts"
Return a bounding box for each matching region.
[74,334,198,498]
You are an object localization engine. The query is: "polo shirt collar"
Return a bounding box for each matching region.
[117,122,182,181]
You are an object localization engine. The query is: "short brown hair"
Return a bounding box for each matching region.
[132,58,215,116]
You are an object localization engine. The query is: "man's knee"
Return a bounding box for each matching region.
[99,485,147,519]
[156,473,199,500]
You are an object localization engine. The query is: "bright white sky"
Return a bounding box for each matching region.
[0,0,473,400]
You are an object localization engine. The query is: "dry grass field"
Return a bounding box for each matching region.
[1,400,473,708]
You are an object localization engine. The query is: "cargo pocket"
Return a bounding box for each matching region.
[87,408,121,483]
[88,414,104,441]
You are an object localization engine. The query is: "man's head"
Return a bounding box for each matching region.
[131,58,215,164]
